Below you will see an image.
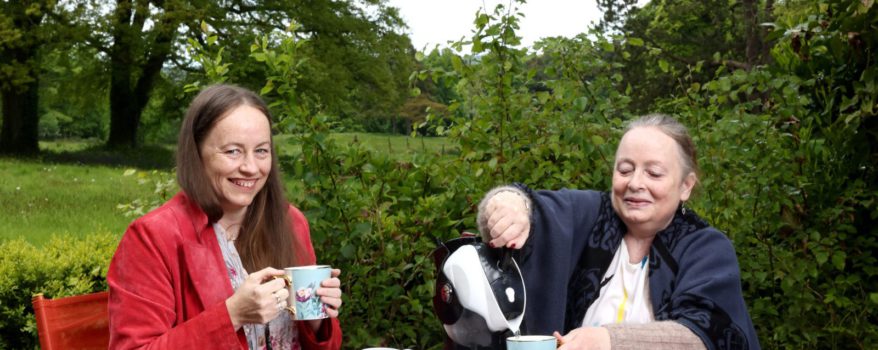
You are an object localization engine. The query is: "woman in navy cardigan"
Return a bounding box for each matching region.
[478,114,759,350]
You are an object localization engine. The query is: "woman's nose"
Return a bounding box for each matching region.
[239,152,258,174]
[628,170,645,191]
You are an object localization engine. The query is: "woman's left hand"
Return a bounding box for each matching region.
[554,327,610,350]
[306,268,343,332]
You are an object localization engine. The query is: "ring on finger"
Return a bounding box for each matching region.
[273,292,281,304]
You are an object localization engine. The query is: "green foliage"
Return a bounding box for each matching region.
[0,232,118,349]
[116,169,177,218]
[261,1,628,347]
[651,0,878,346]
[3,0,871,348]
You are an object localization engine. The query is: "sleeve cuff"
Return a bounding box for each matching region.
[297,318,341,350]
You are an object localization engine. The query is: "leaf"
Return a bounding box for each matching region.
[871,293,878,304]
[628,37,644,47]
[832,252,846,270]
[261,80,274,95]
[591,135,605,146]
[815,251,829,265]
[123,169,136,177]
[414,51,425,62]
[475,13,489,28]
[600,41,615,52]
[451,55,463,72]
[658,59,670,73]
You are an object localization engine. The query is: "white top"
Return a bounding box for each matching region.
[582,239,655,327]
[214,223,298,350]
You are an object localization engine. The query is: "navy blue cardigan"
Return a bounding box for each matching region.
[515,188,760,350]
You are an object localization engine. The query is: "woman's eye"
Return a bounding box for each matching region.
[224,149,241,156]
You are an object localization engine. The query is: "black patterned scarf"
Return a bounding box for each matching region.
[563,192,753,349]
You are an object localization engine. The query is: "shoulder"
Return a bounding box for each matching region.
[530,188,604,214]
[285,203,311,238]
[286,204,307,225]
[122,193,200,248]
[674,225,740,271]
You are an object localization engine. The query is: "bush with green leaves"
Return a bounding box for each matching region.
[99,0,873,348]
[0,232,118,349]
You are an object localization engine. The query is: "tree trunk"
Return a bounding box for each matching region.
[742,0,762,67]
[0,64,40,155]
[107,63,143,148]
[105,0,176,149]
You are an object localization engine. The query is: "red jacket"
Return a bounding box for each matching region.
[108,192,342,349]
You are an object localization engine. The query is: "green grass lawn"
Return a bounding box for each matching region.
[0,157,158,244]
[1,133,452,245]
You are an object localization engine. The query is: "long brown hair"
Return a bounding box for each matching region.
[177,84,301,270]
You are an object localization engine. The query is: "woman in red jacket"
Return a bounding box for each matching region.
[108,84,343,350]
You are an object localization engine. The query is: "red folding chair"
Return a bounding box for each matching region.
[32,291,110,350]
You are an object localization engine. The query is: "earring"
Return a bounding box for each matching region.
[681,204,687,215]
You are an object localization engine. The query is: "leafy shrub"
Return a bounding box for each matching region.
[161,0,878,348]
[0,232,118,349]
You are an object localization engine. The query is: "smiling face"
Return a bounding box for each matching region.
[199,105,272,218]
[611,126,696,236]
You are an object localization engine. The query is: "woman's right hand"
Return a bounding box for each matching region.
[481,190,531,249]
[225,267,289,330]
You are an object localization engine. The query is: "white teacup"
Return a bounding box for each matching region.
[506,335,557,350]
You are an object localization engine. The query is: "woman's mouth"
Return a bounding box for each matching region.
[624,197,651,207]
[230,179,257,188]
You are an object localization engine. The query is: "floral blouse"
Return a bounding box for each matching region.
[215,224,300,350]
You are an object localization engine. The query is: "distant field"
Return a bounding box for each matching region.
[0,157,157,244]
[0,133,452,245]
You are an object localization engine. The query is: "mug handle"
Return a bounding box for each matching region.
[272,275,291,287]
[272,275,296,318]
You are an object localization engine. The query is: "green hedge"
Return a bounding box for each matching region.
[0,233,118,350]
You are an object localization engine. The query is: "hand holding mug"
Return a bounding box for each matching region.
[305,268,343,332]
[225,267,289,330]
[483,191,531,249]
[553,327,610,350]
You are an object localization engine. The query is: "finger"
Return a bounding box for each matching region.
[330,268,341,278]
[553,331,566,349]
[496,221,527,249]
[320,277,341,288]
[488,215,517,244]
[505,227,530,250]
[274,288,290,301]
[250,267,285,283]
[256,277,288,294]
[320,295,342,309]
[316,286,342,298]
[490,219,526,248]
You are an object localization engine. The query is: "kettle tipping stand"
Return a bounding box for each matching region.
[432,236,526,350]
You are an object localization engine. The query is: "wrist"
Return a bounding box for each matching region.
[225,298,243,330]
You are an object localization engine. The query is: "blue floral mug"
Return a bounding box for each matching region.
[280,265,331,320]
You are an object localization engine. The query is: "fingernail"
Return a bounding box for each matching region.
[510,243,517,249]
[488,241,495,248]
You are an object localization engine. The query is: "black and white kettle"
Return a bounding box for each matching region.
[432,235,526,349]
